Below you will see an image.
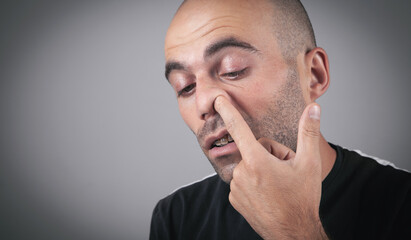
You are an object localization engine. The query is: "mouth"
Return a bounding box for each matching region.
[211,134,234,148]
[206,132,238,159]
[203,130,238,158]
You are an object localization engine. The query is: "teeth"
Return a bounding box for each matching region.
[213,134,234,147]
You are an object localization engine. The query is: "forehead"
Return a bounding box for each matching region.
[165,0,276,60]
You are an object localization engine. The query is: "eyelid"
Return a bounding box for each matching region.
[177,83,196,97]
[220,67,248,79]
[170,72,196,97]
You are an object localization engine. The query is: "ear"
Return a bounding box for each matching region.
[304,47,330,101]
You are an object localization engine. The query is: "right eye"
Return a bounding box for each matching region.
[178,83,196,97]
[220,68,248,80]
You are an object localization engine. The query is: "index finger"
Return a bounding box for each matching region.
[214,96,263,158]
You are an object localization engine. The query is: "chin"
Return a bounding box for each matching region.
[206,151,242,184]
[216,162,238,184]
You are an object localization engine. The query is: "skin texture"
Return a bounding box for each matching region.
[215,97,328,239]
[165,0,336,238]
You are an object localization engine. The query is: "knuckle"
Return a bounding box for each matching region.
[281,149,293,160]
[302,126,320,138]
[257,137,270,144]
[228,192,236,206]
[232,165,240,179]
[243,157,258,173]
[257,137,269,147]
[257,137,272,153]
[225,118,237,133]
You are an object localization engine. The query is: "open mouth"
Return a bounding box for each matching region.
[211,134,234,148]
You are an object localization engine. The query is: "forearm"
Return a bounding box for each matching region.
[253,213,329,240]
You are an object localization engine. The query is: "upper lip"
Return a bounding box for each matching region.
[204,129,229,150]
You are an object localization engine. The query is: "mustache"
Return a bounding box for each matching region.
[196,114,226,147]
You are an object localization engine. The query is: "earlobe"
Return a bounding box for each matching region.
[305,48,330,101]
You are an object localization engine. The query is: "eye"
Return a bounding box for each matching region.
[177,83,196,97]
[220,68,248,80]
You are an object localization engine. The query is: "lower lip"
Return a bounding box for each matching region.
[209,142,238,159]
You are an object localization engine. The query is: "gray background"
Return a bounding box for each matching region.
[1,0,410,239]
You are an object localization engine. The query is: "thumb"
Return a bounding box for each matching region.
[295,103,321,164]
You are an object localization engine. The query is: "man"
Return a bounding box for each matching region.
[150,0,411,239]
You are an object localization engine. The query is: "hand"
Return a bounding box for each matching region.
[214,96,328,239]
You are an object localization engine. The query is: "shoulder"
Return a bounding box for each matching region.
[321,144,411,238]
[340,145,410,183]
[153,173,222,216]
[333,145,411,217]
[325,144,411,193]
[324,144,411,212]
[150,173,225,239]
[342,147,411,236]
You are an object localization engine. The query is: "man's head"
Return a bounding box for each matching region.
[165,0,330,183]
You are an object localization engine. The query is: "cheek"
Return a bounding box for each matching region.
[178,100,200,133]
[232,82,274,118]
[232,69,289,120]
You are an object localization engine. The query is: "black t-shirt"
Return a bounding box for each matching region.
[150,144,411,239]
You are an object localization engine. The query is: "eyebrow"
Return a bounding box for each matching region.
[165,61,187,81]
[204,37,258,58]
[165,37,258,80]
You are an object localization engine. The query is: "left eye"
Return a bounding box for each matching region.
[221,68,247,80]
[177,83,196,97]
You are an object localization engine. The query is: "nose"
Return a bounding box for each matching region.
[195,78,228,121]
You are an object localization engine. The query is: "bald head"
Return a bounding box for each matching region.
[268,0,317,62]
[174,0,316,64]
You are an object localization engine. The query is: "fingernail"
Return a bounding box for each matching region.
[215,96,222,104]
[214,95,223,108]
[309,105,321,120]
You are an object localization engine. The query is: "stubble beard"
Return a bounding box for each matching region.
[258,66,306,153]
[197,66,306,183]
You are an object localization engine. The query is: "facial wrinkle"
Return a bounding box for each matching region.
[166,26,240,52]
[189,15,239,36]
[166,16,244,52]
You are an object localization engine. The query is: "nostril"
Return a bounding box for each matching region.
[195,83,221,120]
[201,113,208,120]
